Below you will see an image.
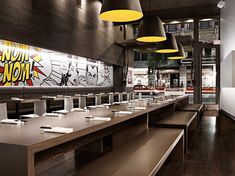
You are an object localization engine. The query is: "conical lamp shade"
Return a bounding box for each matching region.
[168,43,186,60]
[137,16,166,43]
[156,33,178,53]
[100,0,143,22]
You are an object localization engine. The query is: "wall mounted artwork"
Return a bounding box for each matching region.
[0,40,113,87]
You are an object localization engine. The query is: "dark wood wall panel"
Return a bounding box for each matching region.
[0,0,133,66]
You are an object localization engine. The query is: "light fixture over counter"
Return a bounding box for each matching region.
[100,0,143,22]
[155,33,178,53]
[137,16,166,43]
[168,43,186,60]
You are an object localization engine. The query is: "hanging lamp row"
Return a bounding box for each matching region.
[99,0,186,59]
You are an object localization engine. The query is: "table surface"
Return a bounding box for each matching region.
[0,96,188,152]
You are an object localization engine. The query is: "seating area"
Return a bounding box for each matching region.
[77,128,184,176]
[0,93,200,176]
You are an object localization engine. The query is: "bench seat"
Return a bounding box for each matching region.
[77,128,184,176]
[176,104,203,123]
[153,111,197,153]
[176,104,203,112]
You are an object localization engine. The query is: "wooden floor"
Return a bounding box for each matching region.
[157,111,235,176]
[38,111,235,176]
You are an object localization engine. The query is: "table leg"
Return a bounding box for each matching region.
[15,102,20,119]
[0,144,35,176]
[46,100,51,113]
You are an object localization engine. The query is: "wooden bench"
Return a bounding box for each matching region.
[77,128,184,176]
[151,111,197,153]
[176,104,203,123]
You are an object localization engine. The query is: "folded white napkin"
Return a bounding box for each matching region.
[20,114,39,118]
[134,107,146,110]
[87,105,97,109]
[152,102,162,105]
[11,97,24,101]
[167,99,176,101]
[87,117,111,121]
[120,101,128,104]
[102,103,111,106]
[52,110,68,115]
[157,101,167,103]
[71,108,86,112]
[116,111,132,115]
[44,127,73,134]
[42,95,56,99]
[96,105,106,108]
[1,119,22,124]
[64,96,71,98]
[43,113,61,117]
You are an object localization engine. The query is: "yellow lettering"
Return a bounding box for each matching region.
[1,45,11,62]
[3,63,13,83]
[12,62,21,82]
[11,48,21,62]
[20,63,30,81]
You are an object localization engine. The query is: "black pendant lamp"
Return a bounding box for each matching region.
[137,16,166,43]
[100,0,143,22]
[156,33,178,53]
[168,43,186,60]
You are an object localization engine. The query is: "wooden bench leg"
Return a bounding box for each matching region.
[169,134,184,162]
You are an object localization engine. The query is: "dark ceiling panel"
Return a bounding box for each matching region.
[141,0,219,11]
[140,0,220,20]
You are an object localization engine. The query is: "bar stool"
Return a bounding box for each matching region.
[131,92,136,101]
[20,100,46,118]
[108,92,114,104]
[118,92,123,102]
[79,95,87,109]
[34,100,47,116]
[122,92,128,101]
[126,92,131,102]
[100,93,107,104]
[64,97,74,112]
[95,94,101,105]
[0,103,8,120]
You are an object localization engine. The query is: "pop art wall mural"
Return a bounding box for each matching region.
[0,40,113,87]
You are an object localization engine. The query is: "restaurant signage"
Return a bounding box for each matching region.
[0,40,113,87]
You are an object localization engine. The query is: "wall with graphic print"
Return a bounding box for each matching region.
[0,40,113,87]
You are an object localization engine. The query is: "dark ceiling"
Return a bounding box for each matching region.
[140,0,220,20]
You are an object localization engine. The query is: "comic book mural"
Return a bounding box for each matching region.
[0,40,113,87]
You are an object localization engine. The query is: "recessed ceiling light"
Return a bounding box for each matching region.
[185,19,194,23]
[200,18,213,22]
[170,21,180,24]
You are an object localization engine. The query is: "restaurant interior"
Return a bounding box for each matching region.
[0,0,235,176]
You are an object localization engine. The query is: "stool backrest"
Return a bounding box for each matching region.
[0,103,7,120]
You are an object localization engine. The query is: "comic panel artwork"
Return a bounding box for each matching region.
[0,40,113,87]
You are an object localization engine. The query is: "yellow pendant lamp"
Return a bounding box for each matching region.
[100,0,143,22]
[168,43,186,60]
[137,16,166,43]
[156,33,179,53]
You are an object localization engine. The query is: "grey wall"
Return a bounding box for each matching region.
[221,0,235,116]
[0,0,134,66]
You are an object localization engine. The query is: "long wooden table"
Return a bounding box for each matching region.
[0,96,189,176]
